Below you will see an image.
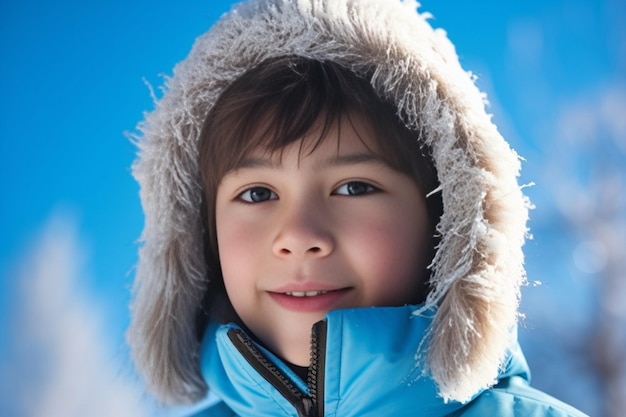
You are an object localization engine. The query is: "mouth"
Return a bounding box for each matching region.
[283,290,331,297]
[269,288,350,312]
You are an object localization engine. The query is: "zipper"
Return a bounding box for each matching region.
[227,321,327,417]
[308,320,327,417]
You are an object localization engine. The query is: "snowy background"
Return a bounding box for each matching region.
[1,1,624,416]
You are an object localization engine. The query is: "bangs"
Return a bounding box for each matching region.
[203,57,369,181]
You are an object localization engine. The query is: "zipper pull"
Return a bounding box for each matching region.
[300,397,316,417]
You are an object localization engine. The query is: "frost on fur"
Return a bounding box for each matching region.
[127,0,530,404]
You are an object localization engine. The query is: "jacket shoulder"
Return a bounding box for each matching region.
[451,376,588,417]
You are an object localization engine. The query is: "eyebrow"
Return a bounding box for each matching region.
[234,152,391,170]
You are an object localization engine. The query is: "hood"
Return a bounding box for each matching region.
[128,0,530,405]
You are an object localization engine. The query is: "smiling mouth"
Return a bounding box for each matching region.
[284,290,330,297]
[269,288,349,312]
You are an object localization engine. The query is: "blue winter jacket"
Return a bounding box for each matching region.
[185,306,587,416]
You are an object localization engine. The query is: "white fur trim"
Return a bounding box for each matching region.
[128,0,529,404]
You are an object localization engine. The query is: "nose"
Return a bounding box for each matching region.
[272,201,334,258]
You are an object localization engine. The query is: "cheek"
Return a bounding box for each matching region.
[348,206,430,305]
[215,211,264,298]
[216,223,268,330]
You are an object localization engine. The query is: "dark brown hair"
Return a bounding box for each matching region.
[197,56,442,322]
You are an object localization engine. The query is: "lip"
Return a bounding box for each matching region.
[273,282,345,293]
[268,286,351,312]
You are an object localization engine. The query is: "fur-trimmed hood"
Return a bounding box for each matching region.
[128,0,530,405]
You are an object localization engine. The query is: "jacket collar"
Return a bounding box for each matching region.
[197,305,530,416]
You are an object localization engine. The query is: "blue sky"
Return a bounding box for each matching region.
[1,1,624,416]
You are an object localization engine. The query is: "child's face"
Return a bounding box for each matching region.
[214,114,431,366]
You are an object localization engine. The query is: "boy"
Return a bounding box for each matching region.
[128,1,586,415]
